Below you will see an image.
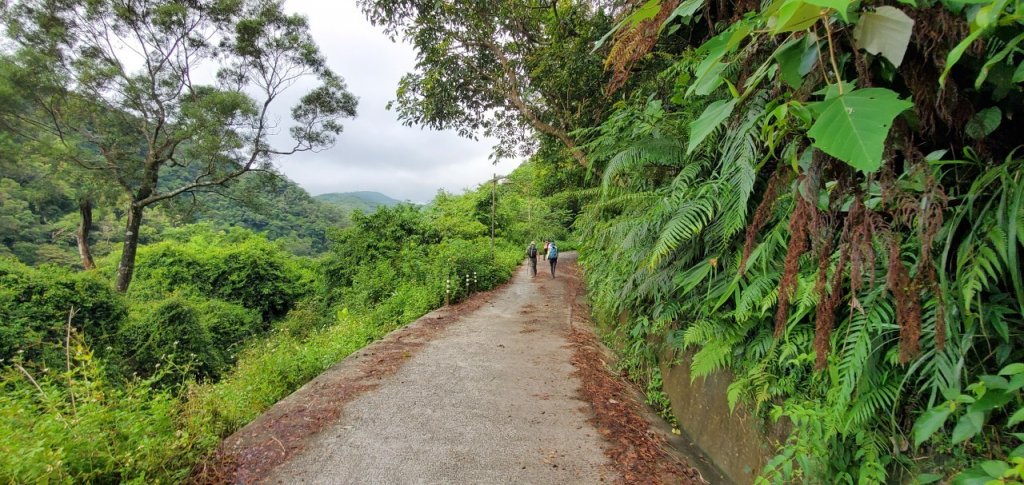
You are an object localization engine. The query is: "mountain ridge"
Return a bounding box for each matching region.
[314,191,404,213]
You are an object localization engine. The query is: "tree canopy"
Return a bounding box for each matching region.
[359,0,612,165]
[2,0,358,290]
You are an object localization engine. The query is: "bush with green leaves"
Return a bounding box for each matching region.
[116,296,222,382]
[126,230,305,320]
[0,336,195,484]
[0,257,126,369]
[193,297,264,365]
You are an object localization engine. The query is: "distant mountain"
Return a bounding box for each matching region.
[314,191,404,213]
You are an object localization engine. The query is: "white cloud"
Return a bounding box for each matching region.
[271,0,522,203]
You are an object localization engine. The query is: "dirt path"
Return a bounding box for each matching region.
[205,254,711,484]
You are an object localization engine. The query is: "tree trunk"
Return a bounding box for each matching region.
[76,198,96,270]
[115,203,145,292]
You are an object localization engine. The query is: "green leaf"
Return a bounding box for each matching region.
[913,405,953,447]
[969,388,1011,413]
[686,25,750,97]
[853,6,915,67]
[663,0,706,30]
[917,474,944,484]
[775,35,818,89]
[1009,374,1024,392]
[805,0,853,21]
[771,0,822,33]
[951,410,984,444]
[975,32,1024,89]
[1009,408,1024,427]
[965,107,1001,139]
[914,473,943,484]
[1000,363,1024,376]
[626,0,662,27]
[813,80,857,100]
[979,460,1010,478]
[940,27,985,87]
[1014,61,1024,83]
[952,466,996,485]
[689,99,738,153]
[806,88,913,172]
[979,375,1010,390]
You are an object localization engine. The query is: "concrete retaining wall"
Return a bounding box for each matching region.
[659,346,786,485]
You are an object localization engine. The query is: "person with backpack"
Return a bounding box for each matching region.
[526,240,538,276]
[547,240,559,278]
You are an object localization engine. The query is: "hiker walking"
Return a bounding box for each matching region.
[526,240,538,276]
[547,240,559,278]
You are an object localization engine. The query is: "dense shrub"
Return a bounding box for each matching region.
[116,296,221,382]
[127,232,305,320]
[273,298,334,338]
[192,298,264,364]
[0,258,126,369]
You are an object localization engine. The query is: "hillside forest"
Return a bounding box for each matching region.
[2,0,1024,483]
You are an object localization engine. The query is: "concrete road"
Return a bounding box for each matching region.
[264,253,614,484]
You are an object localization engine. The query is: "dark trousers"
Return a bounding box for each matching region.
[528,257,537,276]
[549,257,557,278]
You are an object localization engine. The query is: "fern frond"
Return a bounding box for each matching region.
[649,196,718,267]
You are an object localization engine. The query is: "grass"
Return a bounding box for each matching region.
[0,310,387,483]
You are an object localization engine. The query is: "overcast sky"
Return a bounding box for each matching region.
[270,0,522,203]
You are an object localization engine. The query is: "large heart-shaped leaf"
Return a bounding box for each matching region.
[853,6,915,67]
[688,98,737,153]
[806,87,913,172]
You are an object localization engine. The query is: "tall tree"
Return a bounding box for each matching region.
[359,0,610,166]
[2,0,357,291]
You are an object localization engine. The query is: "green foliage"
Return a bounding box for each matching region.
[575,0,1024,481]
[0,257,126,369]
[913,363,1024,482]
[0,336,194,484]
[184,310,382,438]
[116,296,222,382]
[3,0,358,291]
[806,88,913,172]
[0,157,528,482]
[314,191,402,214]
[126,231,305,320]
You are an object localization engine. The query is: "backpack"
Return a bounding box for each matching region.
[527,245,537,258]
[548,244,558,259]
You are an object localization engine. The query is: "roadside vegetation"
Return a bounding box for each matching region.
[0,190,552,481]
[370,0,1024,481]
[5,0,1023,482]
